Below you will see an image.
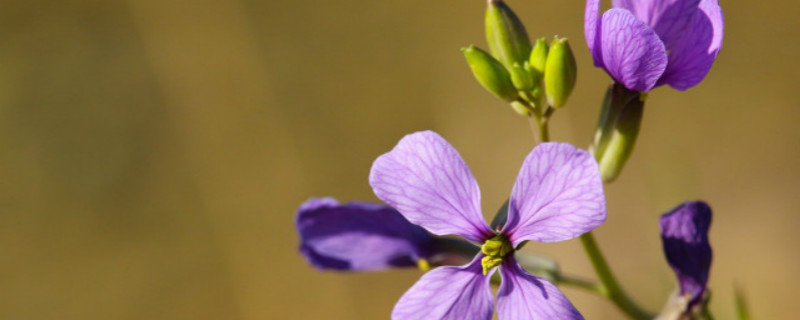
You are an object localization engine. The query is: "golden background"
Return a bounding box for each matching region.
[1,0,798,319]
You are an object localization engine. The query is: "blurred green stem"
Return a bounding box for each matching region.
[579,231,653,320]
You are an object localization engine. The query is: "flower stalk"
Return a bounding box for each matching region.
[580,232,653,320]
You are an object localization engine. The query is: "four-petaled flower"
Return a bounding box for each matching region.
[585,0,724,92]
[369,131,606,319]
[660,201,713,312]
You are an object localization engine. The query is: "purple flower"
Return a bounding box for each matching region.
[369,131,606,319]
[584,0,724,91]
[296,198,438,271]
[660,201,712,308]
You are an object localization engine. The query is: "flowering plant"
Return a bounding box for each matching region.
[295,0,739,319]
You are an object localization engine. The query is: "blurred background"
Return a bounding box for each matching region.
[0,0,798,319]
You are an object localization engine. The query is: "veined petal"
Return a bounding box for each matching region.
[657,0,724,90]
[598,9,668,92]
[613,0,700,50]
[497,257,584,319]
[660,201,713,306]
[370,131,492,243]
[503,143,605,246]
[584,0,603,67]
[392,256,494,320]
[296,198,435,271]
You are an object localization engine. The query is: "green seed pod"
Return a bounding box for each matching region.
[485,0,532,69]
[462,45,519,102]
[544,37,577,109]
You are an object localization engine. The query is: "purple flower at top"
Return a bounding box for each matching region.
[660,201,713,308]
[585,0,724,92]
[297,198,438,271]
[369,131,606,319]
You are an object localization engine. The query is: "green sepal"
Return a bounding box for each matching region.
[596,85,645,183]
[544,36,577,109]
[485,0,532,69]
[489,199,510,230]
[590,85,619,161]
[462,45,519,102]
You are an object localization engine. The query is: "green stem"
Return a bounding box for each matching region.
[580,232,653,320]
[526,103,551,143]
[554,273,605,295]
[538,116,550,142]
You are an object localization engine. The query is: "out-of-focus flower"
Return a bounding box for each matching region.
[296,198,437,271]
[369,131,606,319]
[584,0,724,92]
[658,201,713,318]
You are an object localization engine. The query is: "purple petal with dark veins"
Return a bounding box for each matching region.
[598,9,668,92]
[497,257,584,319]
[613,0,700,51]
[584,0,603,67]
[660,201,713,306]
[370,131,493,243]
[296,198,435,271]
[503,143,606,246]
[656,0,724,90]
[392,256,493,320]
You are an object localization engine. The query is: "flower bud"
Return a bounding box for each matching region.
[528,37,549,75]
[462,45,519,102]
[544,37,577,109]
[596,84,644,182]
[509,62,533,91]
[485,0,532,69]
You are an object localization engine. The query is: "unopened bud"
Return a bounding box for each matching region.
[485,0,532,69]
[462,45,519,102]
[510,62,534,91]
[544,37,577,109]
[529,37,549,75]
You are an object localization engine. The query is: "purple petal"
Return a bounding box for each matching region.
[502,143,606,246]
[660,201,712,306]
[613,0,700,50]
[584,0,603,67]
[370,131,493,243]
[296,198,435,271]
[656,0,724,90]
[598,9,668,92]
[392,256,494,320]
[497,257,584,319]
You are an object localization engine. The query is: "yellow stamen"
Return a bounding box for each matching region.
[417,258,431,271]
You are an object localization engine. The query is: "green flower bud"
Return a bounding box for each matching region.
[596,84,645,183]
[485,0,532,69]
[510,62,533,91]
[462,45,519,102]
[529,37,549,75]
[544,37,577,109]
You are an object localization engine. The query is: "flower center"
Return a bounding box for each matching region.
[480,234,513,275]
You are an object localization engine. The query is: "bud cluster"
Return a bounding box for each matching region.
[462,0,577,118]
